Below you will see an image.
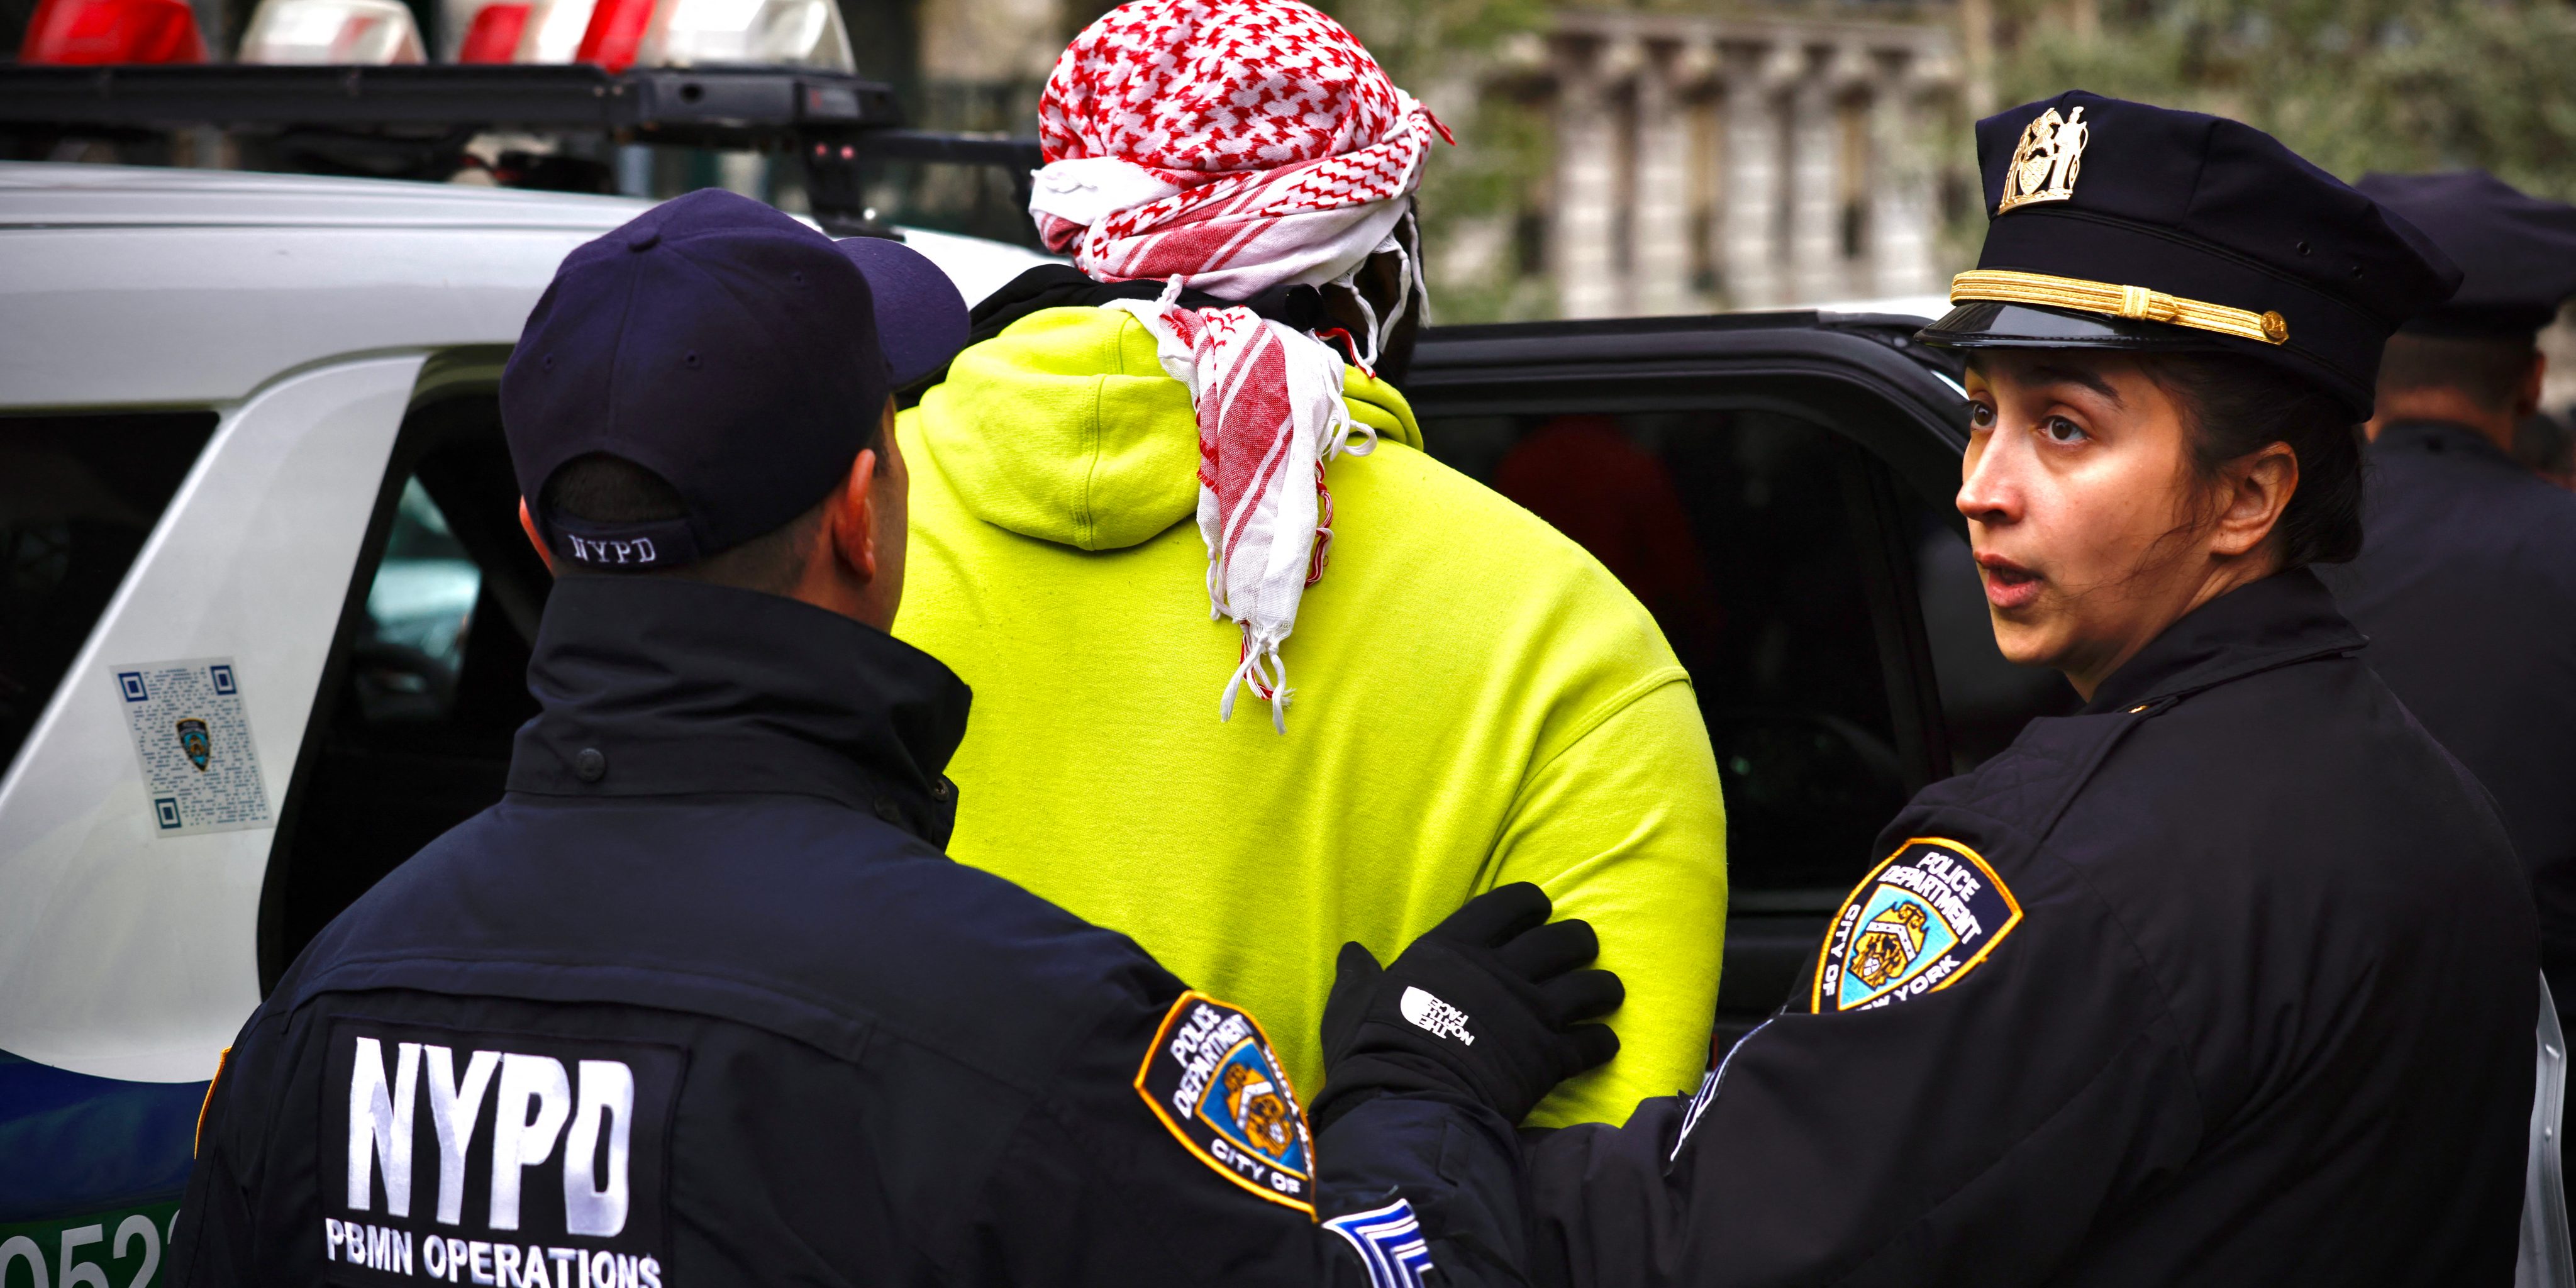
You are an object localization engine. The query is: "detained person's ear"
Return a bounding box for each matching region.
[2209,441,2299,559]
[518,498,560,575]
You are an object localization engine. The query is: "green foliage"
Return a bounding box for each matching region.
[1419,94,1561,323]
[1319,0,1553,82]
[1999,0,2576,199]
[1317,0,1559,321]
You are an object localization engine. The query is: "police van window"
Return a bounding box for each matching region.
[353,479,483,723]
[1906,506,2080,770]
[266,394,548,990]
[1419,410,1909,900]
[0,411,219,777]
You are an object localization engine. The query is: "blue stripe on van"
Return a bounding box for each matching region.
[0,1049,204,1223]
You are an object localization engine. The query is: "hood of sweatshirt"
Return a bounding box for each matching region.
[909,305,1424,552]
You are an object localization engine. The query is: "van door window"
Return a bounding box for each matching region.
[0,412,219,777]
[1420,409,1913,904]
[1422,407,1953,1048]
[265,394,548,989]
[1905,508,2081,770]
[352,479,484,724]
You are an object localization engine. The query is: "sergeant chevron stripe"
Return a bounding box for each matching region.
[1324,1199,1436,1288]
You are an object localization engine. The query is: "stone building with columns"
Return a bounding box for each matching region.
[1530,8,1959,318]
[837,0,1965,318]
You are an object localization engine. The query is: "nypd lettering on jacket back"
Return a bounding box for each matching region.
[322,1019,684,1287]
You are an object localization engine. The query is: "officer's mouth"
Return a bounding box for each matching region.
[1976,552,2045,612]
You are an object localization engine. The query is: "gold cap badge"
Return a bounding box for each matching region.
[1997,106,2089,214]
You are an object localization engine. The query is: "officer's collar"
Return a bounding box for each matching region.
[508,576,970,844]
[2081,567,2364,715]
[2375,418,2519,466]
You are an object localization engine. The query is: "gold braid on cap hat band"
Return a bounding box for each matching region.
[1950,269,2290,346]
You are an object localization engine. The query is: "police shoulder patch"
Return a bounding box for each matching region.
[1813,836,2024,1013]
[1135,991,1316,1216]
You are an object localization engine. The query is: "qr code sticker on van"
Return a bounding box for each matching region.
[109,658,272,837]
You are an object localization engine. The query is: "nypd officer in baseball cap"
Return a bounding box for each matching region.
[1317,92,2541,1286]
[2324,172,2576,1037]
[169,189,1619,1287]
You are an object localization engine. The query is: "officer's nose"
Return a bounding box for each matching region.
[1956,426,2023,531]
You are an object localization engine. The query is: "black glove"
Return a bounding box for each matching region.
[1311,882,1623,1132]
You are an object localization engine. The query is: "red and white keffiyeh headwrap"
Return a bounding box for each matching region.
[1030,0,1451,731]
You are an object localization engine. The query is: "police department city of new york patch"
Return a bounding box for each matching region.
[1813,837,2024,1013]
[1136,992,1317,1216]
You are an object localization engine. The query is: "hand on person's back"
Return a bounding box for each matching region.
[1313,882,1624,1130]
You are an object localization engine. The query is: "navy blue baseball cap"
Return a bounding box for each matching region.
[502,188,969,572]
[2353,170,2576,339]
[835,234,969,391]
[1918,91,2462,419]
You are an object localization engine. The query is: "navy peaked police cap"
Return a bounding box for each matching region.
[1918,90,2462,419]
[2353,170,2576,339]
[501,189,965,573]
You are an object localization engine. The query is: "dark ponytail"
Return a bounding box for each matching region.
[2142,352,2365,569]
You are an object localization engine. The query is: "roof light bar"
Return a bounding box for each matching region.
[20,0,208,64]
[237,0,426,64]
[571,0,651,70]
[638,0,853,72]
[510,0,594,63]
[454,1,530,62]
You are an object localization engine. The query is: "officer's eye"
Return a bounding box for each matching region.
[1968,400,1996,430]
[2041,416,2089,445]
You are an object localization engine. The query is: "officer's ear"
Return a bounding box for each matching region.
[827,400,899,584]
[2207,440,2300,560]
[829,452,880,582]
[518,499,560,577]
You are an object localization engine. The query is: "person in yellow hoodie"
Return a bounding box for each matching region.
[892,0,1726,1128]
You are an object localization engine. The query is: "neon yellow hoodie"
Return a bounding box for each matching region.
[893,306,1727,1126]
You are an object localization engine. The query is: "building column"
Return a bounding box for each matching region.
[1786,45,1846,306]
[1552,36,1629,319]
[1868,55,1940,297]
[1719,42,1793,309]
[1685,40,1726,311]
[1631,41,1697,317]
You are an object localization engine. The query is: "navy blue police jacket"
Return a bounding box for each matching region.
[1517,569,2538,1287]
[169,576,1517,1288]
[2326,419,2576,1028]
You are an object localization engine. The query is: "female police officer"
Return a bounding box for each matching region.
[1315,92,2542,1286]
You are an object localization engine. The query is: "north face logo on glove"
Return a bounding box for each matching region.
[1399,987,1474,1045]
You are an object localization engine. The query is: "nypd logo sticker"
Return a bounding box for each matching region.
[1813,837,2023,1013]
[109,657,271,836]
[1136,992,1316,1215]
